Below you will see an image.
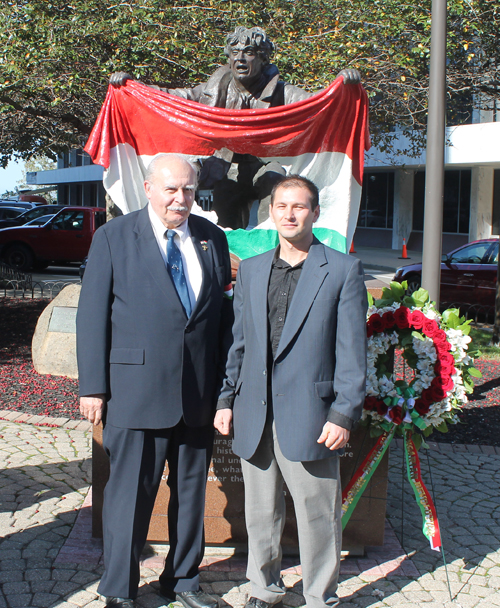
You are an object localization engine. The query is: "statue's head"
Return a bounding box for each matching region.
[224,26,274,87]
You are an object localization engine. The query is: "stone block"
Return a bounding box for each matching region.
[92,425,388,553]
[32,284,81,378]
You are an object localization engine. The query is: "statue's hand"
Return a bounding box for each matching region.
[337,69,361,85]
[109,72,133,87]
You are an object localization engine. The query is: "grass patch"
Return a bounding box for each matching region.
[469,325,500,360]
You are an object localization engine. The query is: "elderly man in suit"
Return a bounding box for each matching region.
[77,154,233,608]
[215,175,367,608]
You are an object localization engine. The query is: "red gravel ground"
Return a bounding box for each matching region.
[0,299,79,418]
[1,298,500,446]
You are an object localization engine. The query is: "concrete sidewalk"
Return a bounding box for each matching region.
[1,414,500,608]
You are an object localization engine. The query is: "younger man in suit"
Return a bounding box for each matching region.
[215,176,367,608]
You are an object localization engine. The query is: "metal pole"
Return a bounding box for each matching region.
[421,0,447,304]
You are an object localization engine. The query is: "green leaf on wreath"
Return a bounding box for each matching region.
[367,291,374,307]
[411,288,430,305]
[412,434,423,450]
[390,281,405,299]
[457,320,472,335]
[369,426,384,438]
[436,421,448,433]
[442,308,461,328]
[403,295,416,307]
[375,293,396,307]
[423,426,434,437]
[468,367,482,378]
[399,329,413,345]
[412,331,425,341]
[443,313,460,329]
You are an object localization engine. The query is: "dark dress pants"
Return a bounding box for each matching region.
[97,420,214,600]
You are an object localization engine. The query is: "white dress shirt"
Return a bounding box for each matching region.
[148,204,203,311]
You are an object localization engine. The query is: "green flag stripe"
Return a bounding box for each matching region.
[226,227,347,260]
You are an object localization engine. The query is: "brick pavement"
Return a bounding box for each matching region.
[1,415,500,608]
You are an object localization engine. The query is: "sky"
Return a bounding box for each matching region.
[0,160,25,197]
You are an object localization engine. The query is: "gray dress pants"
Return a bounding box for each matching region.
[241,421,342,608]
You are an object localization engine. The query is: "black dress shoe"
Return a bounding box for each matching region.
[159,586,218,608]
[245,598,283,608]
[105,598,135,608]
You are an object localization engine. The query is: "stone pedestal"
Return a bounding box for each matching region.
[92,425,388,553]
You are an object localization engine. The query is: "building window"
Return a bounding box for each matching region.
[357,172,394,229]
[413,170,471,234]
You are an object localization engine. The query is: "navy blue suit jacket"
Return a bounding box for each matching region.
[77,206,233,429]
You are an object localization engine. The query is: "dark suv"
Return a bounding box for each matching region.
[0,205,66,230]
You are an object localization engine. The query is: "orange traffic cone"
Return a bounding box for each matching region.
[349,240,356,254]
[399,238,410,259]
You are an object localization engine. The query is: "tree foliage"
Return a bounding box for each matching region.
[0,0,498,166]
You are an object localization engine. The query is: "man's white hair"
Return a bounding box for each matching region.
[145,153,199,186]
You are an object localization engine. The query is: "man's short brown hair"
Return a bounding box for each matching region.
[270,175,320,210]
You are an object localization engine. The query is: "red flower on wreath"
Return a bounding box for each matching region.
[376,400,389,416]
[420,389,435,407]
[363,396,379,411]
[430,384,446,402]
[423,318,439,337]
[411,310,426,329]
[389,406,403,425]
[414,399,431,415]
[369,313,384,333]
[433,329,448,346]
[382,311,396,329]
[394,306,411,328]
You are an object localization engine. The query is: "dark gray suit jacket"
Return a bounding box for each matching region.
[218,239,367,462]
[76,206,233,429]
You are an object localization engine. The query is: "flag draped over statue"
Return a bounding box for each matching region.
[85,78,370,257]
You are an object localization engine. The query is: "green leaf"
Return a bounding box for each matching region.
[374,298,396,308]
[435,421,448,433]
[369,426,384,438]
[389,281,405,299]
[411,331,425,341]
[423,426,434,437]
[411,288,430,304]
[468,367,482,378]
[367,291,374,307]
[442,310,460,329]
[412,433,422,450]
[403,296,416,307]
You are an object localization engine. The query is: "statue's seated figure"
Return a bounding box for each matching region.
[111,26,360,229]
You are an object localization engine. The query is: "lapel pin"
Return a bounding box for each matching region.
[200,240,208,251]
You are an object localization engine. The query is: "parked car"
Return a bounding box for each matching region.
[0,207,24,221]
[393,238,498,314]
[0,204,66,229]
[23,215,57,227]
[0,200,37,210]
[0,206,106,271]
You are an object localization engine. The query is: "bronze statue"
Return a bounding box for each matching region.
[110,27,360,227]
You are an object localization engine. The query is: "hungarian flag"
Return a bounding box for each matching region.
[85,79,370,257]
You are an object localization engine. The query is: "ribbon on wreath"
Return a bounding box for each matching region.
[341,428,395,528]
[404,431,442,551]
[341,427,442,552]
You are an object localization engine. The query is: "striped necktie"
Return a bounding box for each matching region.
[165,229,192,317]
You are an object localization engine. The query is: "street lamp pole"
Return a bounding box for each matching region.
[421,0,447,304]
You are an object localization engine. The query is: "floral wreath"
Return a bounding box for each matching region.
[361,281,481,449]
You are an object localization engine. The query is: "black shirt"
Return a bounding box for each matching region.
[268,251,304,360]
